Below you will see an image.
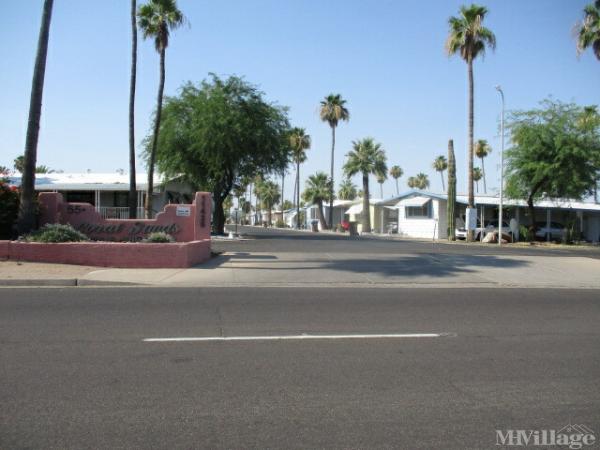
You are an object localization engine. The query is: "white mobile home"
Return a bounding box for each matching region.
[376,190,600,242]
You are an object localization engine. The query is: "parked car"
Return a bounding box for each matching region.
[534,221,565,241]
[456,219,485,240]
[484,220,513,240]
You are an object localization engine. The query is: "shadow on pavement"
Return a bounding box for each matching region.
[196,252,530,279]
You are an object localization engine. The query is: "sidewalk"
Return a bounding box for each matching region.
[2,250,600,289]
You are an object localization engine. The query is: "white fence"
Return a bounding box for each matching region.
[97,207,145,219]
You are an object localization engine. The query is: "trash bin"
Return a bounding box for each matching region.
[349,222,358,236]
[311,219,319,232]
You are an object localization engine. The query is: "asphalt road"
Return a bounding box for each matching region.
[218,225,600,258]
[2,287,599,449]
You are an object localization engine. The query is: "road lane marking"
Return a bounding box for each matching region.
[143,333,449,342]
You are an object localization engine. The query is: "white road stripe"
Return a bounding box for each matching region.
[143,333,445,342]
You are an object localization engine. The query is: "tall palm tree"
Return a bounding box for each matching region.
[259,180,280,226]
[320,94,350,229]
[302,172,331,231]
[128,0,138,219]
[432,155,448,192]
[138,0,185,218]
[376,173,386,199]
[389,165,403,196]
[407,176,418,189]
[415,172,430,190]
[289,128,311,229]
[473,167,483,193]
[576,0,600,60]
[474,139,491,193]
[343,138,387,233]
[17,0,54,235]
[446,4,496,238]
[338,178,357,200]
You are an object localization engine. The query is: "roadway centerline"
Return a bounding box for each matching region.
[143,333,453,342]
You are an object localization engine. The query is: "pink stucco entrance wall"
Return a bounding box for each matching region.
[0,192,212,268]
[38,191,211,242]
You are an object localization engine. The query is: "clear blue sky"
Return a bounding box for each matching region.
[1,0,598,200]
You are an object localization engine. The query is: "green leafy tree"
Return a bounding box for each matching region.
[320,94,349,229]
[343,138,387,233]
[289,127,311,229]
[338,178,357,200]
[17,0,54,235]
[446,4,496,233]
[576,0,600,60]
[302,172,331,230]
[407,176,417,189]
[505,100,600,233]
[138,0,185,218]
[473,167,482,193]
[474,139,491,193]
[432,155,448,191]
[129,0,138,219]
[282,199,294,210]
[389,165,403,195]
[150,75,291,234]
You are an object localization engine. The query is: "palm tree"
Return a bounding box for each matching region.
[376,173,386,199]
[343,138,387,233]
[407,176,418,189]
[389,165,403,195]
[474,139,491,193]
[473,167,483,193]
[446,4,496,234]
[17,0,54,235]
[415,172,430,190]
[289,128,311,229]
[302,172,331,231]
[138,0,185,218]
[128,0,138,219]
[320,94,350,229]
[338,178,357,200]
[576,0,600,60]
[432,155,448,192]
[259,180,280,226]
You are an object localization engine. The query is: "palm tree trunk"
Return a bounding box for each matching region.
[395,178,399,196]
[467,58,475,241]
[440,171,445,192]
[268,204,272,227]
[145,46,166,219]
[481,156,487,194]
[362,173,370,233]
[128,0,138,220]
[296,160,300,229]
[281,172,285,211]
[328,125,336,230]
[17,0,54,235]
[317,200,327,230]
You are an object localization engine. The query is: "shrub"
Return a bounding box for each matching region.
[275,219,285,228]
[142,232,175,243]
[27,223,89,243]
[518,225,531,242]
[0,180,19,239]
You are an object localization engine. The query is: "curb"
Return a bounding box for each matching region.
[0,278,78,287]
[0,278,142,287]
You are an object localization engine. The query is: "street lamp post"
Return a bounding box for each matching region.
[495,85,505,247]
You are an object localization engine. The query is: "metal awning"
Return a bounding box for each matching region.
[345,204,363,215]
[395,196,431,207]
